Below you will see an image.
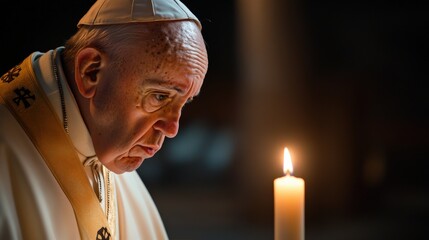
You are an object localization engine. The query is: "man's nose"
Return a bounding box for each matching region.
[153,109,181,138]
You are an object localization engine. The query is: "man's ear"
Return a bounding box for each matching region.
[74,48,104,98]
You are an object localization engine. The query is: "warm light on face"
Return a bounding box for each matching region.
[283,147,293,175]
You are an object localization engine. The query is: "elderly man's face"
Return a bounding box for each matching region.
[88,21,208,173]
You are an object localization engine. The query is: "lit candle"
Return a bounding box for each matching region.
[274,147,305,240]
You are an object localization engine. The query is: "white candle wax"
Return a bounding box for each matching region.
[274,148,305,240]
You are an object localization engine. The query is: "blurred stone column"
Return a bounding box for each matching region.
[235,0,308,224]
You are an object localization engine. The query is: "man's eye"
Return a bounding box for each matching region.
[142,93,171,113]
[155,94,168,101]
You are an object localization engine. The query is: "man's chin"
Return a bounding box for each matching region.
[106,157,144,174]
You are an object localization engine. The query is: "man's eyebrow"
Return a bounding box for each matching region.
[145,78,186,93]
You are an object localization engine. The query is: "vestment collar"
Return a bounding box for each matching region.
[32,47,96,162]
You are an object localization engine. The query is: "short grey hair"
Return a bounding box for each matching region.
[63,24,152,74]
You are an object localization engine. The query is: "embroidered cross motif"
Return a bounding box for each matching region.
[96,227,111,240]
[13,87,35,108]
[1,65,22,83]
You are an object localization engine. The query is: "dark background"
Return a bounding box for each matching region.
[1,0,428,239]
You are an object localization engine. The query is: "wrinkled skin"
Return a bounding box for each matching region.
[71,21,208,174]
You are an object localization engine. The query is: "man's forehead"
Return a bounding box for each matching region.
[137,22,208,79]
[144,21,203,43]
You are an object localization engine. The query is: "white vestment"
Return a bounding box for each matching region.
[0,47,168,240]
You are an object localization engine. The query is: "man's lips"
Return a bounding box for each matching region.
[142,146,159,157]
[129,145,160,158]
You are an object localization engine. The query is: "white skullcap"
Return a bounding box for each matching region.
[78,0,201,29]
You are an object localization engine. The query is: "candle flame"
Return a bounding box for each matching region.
[283,147,293,175]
